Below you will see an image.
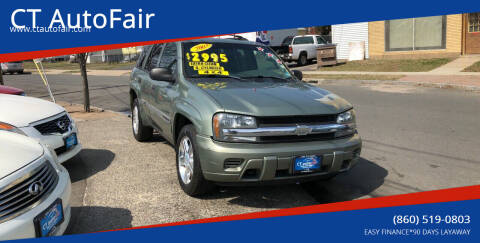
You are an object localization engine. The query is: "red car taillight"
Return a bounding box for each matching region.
[289,46,292,53]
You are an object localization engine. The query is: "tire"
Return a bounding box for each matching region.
[131,98,153,142]
[297,53,308,66]
[176,124,213,196]
[18,70,24,74]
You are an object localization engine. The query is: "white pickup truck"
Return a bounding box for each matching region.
[271,35,331,66]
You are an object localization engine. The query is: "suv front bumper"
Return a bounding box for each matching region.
[196,133,362,183]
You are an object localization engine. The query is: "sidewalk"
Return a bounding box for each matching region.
[429,55,480,74]
[299,56,480,91]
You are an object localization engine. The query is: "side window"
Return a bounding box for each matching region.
[158,43,177,72]
[137,45,152,69]
[316,36,326,44]
[145,44,164,71]
[293,36,314,45]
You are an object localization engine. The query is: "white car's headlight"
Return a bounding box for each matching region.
[213,113,257,142]
[66,112,76,129]
[0,122,27,136]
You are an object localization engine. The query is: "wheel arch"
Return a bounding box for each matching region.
[173,101,205,143]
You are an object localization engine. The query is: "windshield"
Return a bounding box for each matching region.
[182,42,292,80]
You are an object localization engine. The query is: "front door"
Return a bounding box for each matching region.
[465,13,480,54]
[150,42,179,139]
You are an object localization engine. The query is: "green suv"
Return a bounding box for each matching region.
[130,38,361,196]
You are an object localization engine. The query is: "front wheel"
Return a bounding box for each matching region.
[176,125,213,196]
[132,98,153,142]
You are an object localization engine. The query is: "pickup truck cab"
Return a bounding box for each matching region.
[272,35,330,66]
[130,38,361,196]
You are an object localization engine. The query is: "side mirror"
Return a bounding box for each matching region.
[293,70,303,80]
[150,68,174,82]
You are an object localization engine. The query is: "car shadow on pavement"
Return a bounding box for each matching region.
[65,206,132,234]
[143,133,169,144]
[299,157,388,204]
[200,157,387,208]
[63,149,115,183]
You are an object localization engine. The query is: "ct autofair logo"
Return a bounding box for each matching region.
[10,9,156,30]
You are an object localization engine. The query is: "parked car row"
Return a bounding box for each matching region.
[0,37,360,239]
[0,92,81,240]
[1,62,24,75]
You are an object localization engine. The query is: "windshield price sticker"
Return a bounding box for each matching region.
[186,49,229,76]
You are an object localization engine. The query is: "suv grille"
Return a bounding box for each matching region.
[257,114,337,127]
[0,161,59,223]
[255,114,341,143]
[34,114,71,134]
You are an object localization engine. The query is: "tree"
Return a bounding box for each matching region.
[0,64,4,85]
[77,53,91,112]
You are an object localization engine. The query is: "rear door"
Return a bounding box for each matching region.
[131,45,153,116]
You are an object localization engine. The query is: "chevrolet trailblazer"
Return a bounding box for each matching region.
[130,38,361,196]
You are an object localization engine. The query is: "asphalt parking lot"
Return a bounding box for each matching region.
[3,73,480,233]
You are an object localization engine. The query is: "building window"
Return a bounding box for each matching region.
[469,13,480,33]
[385,16,446,51]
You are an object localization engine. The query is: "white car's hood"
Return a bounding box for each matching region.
[0,94,65,127]
[0,131,44,180]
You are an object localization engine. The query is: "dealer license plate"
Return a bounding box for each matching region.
[294,155,322,173]
[65,133,77,150]
[34,199,64,237]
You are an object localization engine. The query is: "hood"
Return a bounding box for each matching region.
[0,131,44,180]
[0,94,65,127]
[193,79,352,116]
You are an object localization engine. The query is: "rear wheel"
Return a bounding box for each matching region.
[176,125,213,196]
[298,53,308,66]
[132,98,153,141]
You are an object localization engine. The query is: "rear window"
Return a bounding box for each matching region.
[281,36,293,46]
[316,36,326,44]
[293,36,314,45]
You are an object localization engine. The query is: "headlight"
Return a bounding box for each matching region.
[213,113,257,142]
[0,122,27,136]
[336,109,356,137]
[337,109,355,124]
[66,112,76,128]
[43,144,61,171]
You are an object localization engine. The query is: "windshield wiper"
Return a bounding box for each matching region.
[191,74,249,81]
[243,75,292,81]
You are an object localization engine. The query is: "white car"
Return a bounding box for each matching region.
[0,131,71,240]
[0,94,82,163]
